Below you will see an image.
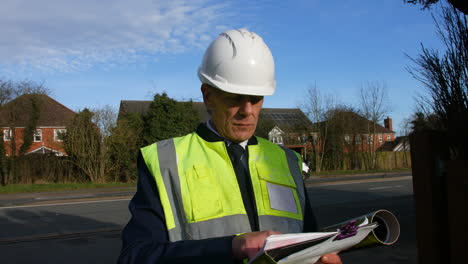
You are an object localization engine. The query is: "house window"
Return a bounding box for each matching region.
[54,129,66,142]
[274,136,283,145]
[3,129,12,141]
[355,135,362,144]
[367,135,373,144]
[387,135,391,141]
[312,134,318,141]
[378,134,383,143]
[344,135,351,144]
[34,129,42,142]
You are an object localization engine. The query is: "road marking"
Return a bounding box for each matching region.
[369,185,404,190]
[0,197,131,210]
[34,194,94,200]
[0,227,123,245]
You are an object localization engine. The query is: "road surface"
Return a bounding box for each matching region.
[0,176,415,264]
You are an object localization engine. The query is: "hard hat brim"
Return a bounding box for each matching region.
[198,69,275,96]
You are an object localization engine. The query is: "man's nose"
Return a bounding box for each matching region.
[238,97,254,115]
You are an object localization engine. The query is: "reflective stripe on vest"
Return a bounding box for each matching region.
[141,133,305,241]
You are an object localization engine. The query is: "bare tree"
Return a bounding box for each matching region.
[358,80,391,169]
[91,105,118,139]
[0,79,51,106]
[301,84,338,173]
[403,0,468,15]
[90,105,118,181]
[407,6,468,159]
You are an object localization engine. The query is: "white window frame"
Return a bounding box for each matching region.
[54,129,66,142]
[344,135,351,144]
[3,129,12,141]
[387,134,391,141]
[274,136,283,145]
[355,135,362,144]
[34,129,42,142]
[378,134,383,143]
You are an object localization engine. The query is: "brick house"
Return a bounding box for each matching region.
[0,94,76,156]
[260,109,396,155]
[327,111,396,152]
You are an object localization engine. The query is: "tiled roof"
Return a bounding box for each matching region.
[378,136,409,151]
[118,100,153,119]
[260,108,314,133]
[118,100,210,122]
[323,111,395,134]
[0,94,76,127]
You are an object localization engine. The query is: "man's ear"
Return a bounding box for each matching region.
[201,84,214,114]
[201,84,210,101]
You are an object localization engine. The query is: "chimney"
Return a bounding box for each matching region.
[384,117,393,131]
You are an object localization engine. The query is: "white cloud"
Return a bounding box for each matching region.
[0,0,231,72]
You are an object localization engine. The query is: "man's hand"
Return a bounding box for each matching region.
[315,253,342,264]
[232,230,281,260]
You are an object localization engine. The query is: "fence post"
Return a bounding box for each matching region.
[409,131,449,264]
[446,160,468,263]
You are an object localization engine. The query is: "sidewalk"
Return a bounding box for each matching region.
[0,171,412,207]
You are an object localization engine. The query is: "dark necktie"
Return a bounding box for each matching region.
[227,143,258,231]
[228,143,247,170]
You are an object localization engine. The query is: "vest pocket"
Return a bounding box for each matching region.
[185,165,224,222]
[255,163,301,218]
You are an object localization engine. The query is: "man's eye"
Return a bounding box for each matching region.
[250,96,263,104]
[226,95,243,103]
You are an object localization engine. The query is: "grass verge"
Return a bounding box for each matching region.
[0,182,136,194]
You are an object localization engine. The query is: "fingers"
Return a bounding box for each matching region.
[317,253,342,264]
[232,230,281,260]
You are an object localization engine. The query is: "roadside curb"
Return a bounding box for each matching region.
[305,172,412,185]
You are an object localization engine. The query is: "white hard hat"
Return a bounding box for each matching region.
[198,28,276,96]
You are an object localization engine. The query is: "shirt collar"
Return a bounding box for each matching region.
[195,121,257,147]
[206,120,248,149]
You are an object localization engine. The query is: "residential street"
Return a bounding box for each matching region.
[0,175,416,264]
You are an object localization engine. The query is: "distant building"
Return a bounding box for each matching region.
[258,108,315,159]
[0,94,76,156]
[378,136,410,152]
[117,100,398,161]
[118,100,210,122]
[326,111,396,152]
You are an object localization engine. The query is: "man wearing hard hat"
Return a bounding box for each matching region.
[119,29,342,264]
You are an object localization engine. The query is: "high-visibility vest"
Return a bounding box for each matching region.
[141,132,306,241]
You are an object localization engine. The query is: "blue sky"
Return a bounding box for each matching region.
[0,0,445,134]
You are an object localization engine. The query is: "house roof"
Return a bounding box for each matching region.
[0,94,76,127]
[324,111,395,134]
[118,100,210,121]
[26,146,65,156]
[118,100,153,119]
[378,136,409,151]
[260,108,314,133]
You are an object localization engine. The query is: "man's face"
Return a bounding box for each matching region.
[202,85,264,143]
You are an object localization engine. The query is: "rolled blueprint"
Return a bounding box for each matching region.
[322,209,400,249]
